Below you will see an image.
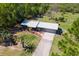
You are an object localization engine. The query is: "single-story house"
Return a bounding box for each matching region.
[21,19,58,32]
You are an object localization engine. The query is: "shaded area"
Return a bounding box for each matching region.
[56,28,63,35]
[2,35,17,47]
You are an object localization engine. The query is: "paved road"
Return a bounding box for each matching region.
[32,32,55,56]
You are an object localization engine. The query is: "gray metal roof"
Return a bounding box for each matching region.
[21,19,39,28]
[37,22,58,30]
[21,19,58,30]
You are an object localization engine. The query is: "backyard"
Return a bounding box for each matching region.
[0,31,41,56]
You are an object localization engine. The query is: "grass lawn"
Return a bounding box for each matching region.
[49,12,79,56]
[16,32,41,56]
[38,16,53,23]
[0,47,23,56]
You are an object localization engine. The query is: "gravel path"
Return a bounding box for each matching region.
[33,32,55,56]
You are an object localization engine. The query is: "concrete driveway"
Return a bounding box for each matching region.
[33,30,56,56]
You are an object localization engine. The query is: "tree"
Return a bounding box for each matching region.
[58,33,79,56]
[0,3,50,30]
[58,4,79,13]
[69,18,79,40]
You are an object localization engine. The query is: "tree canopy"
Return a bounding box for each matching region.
[69,18,79,40]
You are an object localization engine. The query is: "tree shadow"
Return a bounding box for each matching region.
[3,36,17,47]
